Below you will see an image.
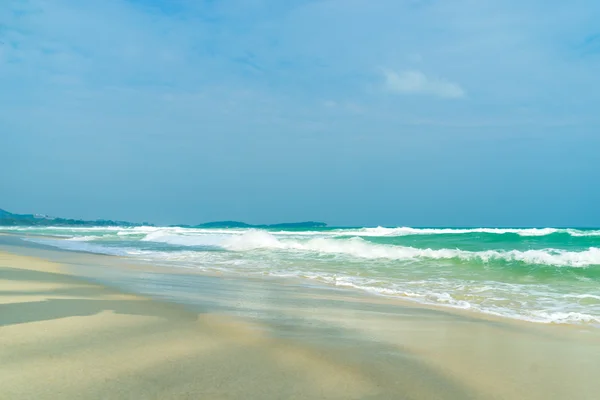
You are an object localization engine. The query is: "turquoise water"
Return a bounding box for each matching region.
[3,225,600,325]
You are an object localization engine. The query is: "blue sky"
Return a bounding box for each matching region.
[1,0,599,226]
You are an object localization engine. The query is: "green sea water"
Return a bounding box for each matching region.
[3,225,600,325]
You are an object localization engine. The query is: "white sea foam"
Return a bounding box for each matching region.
[217,231,600,267]
[117,228,158,236]
[345,227,567,237]
[66,235,101,241]
[222,230,285,250]
[4,224,600,239]
[267,272,600,324]
[567,229,600,237]
[13,225,600,267]
[141,231,228,247]
[563,294,600,301]
[528,311,600,324]
[19,231,600,325]
[23,238,144,256]
[209,226,600,238]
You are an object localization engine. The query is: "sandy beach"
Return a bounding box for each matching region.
[2,239,600,399]
[0,250,379,399]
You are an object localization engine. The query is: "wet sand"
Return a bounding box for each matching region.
[2,240,600,399]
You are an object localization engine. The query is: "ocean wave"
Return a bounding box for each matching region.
[204,226,600,238]
[527,311,600,324]
[343,227,600,237]
[268,272,600,324]
[5,225,600,239]
[66,235,102,241]
[217,231,600,267]
[136,229,600,267]
[567,229,600,237]
[141,231,229,247]
[20,233,600,325]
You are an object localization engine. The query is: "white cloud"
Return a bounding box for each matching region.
[382,69,466,99]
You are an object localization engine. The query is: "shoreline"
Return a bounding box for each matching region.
[1,232,596,331]
[0,250,398,399]
[2,239,600,398]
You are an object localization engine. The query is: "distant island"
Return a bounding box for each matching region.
[0,208,326,229]
[0,208,148,227]
[192,221,327,229]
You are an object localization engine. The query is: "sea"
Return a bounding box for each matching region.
[3,225,600,326]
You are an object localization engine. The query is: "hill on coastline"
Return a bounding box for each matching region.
[0,208,147,227]
[0,208,326,229]
[191,221,327,229]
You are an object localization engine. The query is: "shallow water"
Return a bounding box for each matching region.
[3,239,600,400]
[3,224,600,324]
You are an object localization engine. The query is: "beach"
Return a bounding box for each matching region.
[2,237,600,399]
[3,0,598,398]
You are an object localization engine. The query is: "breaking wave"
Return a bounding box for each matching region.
[340,227,600,237]
[139,230,600,267]
[4,225,600,326]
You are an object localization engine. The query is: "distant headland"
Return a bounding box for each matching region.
[188,221,327,229]
[0,208,326,229]
[0,208,148,227]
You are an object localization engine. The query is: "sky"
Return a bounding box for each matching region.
[1,0,600,227]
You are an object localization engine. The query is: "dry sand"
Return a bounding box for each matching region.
[2,249,600,399]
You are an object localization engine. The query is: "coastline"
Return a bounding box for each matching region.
[2,232,597,329]
[0,249,389,399]
[2,238,600,399]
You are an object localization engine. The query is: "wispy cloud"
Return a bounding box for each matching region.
[382,69,465,99]
[2,0,598,126]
